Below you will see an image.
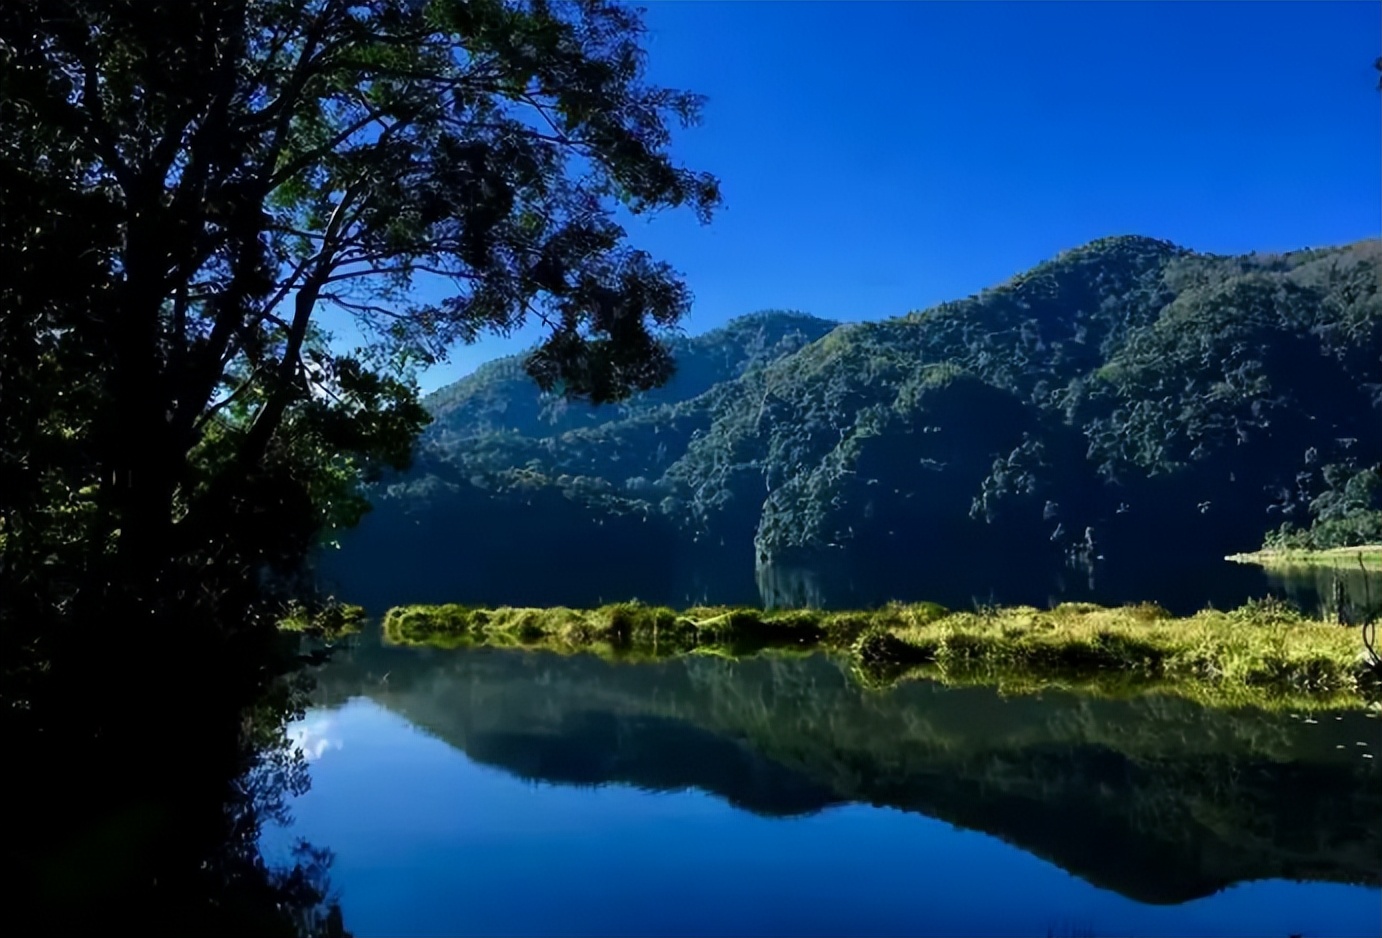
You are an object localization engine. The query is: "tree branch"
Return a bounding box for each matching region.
[237,181,360,468]
[320,292,408,320]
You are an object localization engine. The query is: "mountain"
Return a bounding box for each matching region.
[321,237,1382,611]
[423,310,839,441]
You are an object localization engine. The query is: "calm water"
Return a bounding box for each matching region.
[324,528,1382,618]
[264,631,1382,937]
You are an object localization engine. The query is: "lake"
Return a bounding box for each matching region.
[322,523,1382,620]
[263,622,1382,937]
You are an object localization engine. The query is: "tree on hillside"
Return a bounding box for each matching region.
[0,0,717,928]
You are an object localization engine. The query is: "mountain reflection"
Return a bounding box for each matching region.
[312,636,1381,906]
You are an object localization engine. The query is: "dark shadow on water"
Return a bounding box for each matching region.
[756,554,1382,618]
[320,513,1381,617]
[6,641,349,937]
[1260,563,1382,624]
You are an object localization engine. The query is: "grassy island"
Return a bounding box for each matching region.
[382,598,1379,708]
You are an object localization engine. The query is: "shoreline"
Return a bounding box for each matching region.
[380,599,1379,709]
[1226,545,1382,568]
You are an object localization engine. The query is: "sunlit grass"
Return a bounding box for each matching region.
[277,600,365,638]
[381,596,1377,706]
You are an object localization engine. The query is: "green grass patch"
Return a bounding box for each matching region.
[381,598,1378,705]
[382,601,830,655]
[277,600,365,638]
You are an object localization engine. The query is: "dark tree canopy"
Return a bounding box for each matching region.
[0,0,718,616]
[0,1,717,929]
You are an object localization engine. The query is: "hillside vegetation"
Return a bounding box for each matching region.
[330,237,1382,608]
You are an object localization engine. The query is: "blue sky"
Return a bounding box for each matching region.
[407,1,1380,392]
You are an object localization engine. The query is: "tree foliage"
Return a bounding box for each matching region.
[0,1,716,929]
[1,0,717,660]
[356,238,1382,604]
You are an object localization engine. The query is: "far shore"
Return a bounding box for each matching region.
[1226,545,1382,568]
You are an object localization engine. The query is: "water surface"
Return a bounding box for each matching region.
[266,633,1382,936]
[322,532,1382,617]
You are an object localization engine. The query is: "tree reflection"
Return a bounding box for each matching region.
[8,653,347,937]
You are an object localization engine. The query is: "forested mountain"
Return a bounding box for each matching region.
[325,237,1382,611]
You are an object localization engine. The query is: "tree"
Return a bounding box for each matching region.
[1,0,717,658]
[0,0,718,929]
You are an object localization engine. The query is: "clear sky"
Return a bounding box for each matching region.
[406,0,1381,392]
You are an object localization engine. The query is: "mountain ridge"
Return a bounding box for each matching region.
[324,235,1382,611]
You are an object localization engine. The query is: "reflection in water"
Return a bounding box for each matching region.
[757,556,1382,618]
[9,662,349,937]
[325,524,1382,617]
[1261,563,1382,623]
[308,634,1381,913]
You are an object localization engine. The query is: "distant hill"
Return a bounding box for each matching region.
[322,237,1382,611]
[423,310,838,440]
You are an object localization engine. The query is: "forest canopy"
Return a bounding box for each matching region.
[345,237,1382,606]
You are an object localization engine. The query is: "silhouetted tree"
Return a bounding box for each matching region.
[0,0,716,930]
